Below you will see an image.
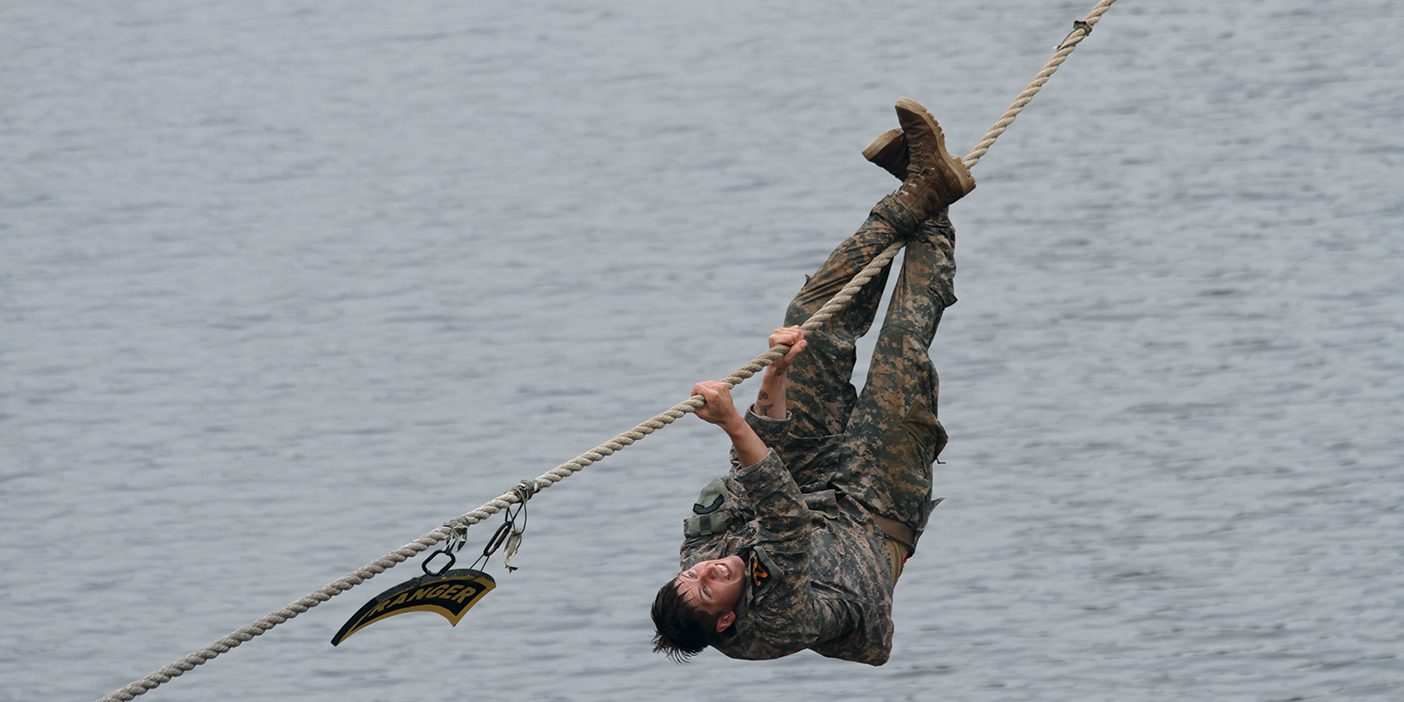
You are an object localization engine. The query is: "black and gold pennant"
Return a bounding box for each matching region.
[330,569,495,646]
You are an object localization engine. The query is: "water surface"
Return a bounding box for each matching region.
[3,1,1401,700]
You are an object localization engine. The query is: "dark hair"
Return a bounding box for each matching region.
[650,579,722,662]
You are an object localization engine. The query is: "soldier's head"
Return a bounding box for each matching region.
[649,555,746,661]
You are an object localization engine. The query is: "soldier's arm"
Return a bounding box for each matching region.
[694,380,769,466]
[752,326,806,420]
[702,372,854,652]
[738,406,789,457]
[733,452,858,653]
[732,449,809,543]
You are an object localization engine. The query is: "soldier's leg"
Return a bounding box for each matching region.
[782,216,899,425]
[779,97,972,491]
[839,212,957,547]
[773,212,901,491]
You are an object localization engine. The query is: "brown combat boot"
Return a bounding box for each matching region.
[861,128,908,181]
[875,98,975,230]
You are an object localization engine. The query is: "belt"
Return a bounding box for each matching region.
[872,514,917,557]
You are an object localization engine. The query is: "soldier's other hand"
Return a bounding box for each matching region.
[767,326,807,373]
[692,380,742,428]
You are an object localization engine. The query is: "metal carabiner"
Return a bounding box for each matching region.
[421,547,457,576]
[482,521,513,558]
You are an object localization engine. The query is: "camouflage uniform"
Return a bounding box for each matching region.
[678,197,956,665]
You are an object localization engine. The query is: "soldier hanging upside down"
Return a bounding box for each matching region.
[650,98,975,665]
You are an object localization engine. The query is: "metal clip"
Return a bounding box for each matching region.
[512,479,538,504]
[442,520,470,553]
[450,481,537,572]
[1058,20,1093,49]
[483,521,513,557]
[421,547,457,576]
[502,480,534,571]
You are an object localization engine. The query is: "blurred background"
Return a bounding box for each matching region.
[2,1,1401,700]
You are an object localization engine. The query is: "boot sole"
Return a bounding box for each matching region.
[894,97,976,195]
[861,128,904,161]
[862,128,908,180]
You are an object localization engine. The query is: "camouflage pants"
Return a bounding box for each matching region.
[777,199,956,545]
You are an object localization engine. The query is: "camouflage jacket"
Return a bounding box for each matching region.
[678,412,895,666]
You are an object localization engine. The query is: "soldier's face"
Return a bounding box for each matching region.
[675,555,745,629]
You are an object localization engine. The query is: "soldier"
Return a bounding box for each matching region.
[649,97,974,665]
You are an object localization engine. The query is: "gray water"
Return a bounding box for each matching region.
[3,1,1402,700]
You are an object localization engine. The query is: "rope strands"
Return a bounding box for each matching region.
[96,2,1115,699]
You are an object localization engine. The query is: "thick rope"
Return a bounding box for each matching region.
[97,3,1113,699]
[963,0,1117,169]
